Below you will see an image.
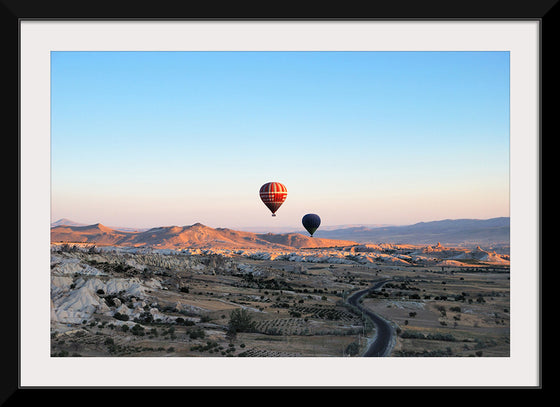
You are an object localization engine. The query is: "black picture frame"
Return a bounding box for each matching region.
[9,0,551,401]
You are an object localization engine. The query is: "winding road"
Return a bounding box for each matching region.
[346,280,394,357]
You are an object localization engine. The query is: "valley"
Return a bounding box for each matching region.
[50,232,510,357]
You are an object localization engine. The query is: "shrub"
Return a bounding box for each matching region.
[188,328,205,339]
[113,312,129,321]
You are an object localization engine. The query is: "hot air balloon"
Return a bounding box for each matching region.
[259,182,287,216]
[302,213,321,237]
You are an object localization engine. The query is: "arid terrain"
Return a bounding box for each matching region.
[50,222,510,357]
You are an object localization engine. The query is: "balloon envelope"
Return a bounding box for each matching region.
[302,213,321,236]
[259,182,288,216]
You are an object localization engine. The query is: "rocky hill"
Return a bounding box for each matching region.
[51,222,357,250]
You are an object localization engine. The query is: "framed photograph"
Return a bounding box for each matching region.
[12,1,548,395]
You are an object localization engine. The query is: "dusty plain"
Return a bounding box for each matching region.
[50,242,509,358]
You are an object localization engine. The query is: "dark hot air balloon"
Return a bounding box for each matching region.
[259,182,287,216]
[302,213,321,237]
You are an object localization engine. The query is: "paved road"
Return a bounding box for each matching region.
[346,280,394,357]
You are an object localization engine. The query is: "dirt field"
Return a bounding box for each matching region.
[360,268,510,356]
[50,247,509,357]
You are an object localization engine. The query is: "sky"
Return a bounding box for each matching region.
[50,51,510,230]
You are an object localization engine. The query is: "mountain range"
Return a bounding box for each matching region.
[51,217,509,249]
[311,217,510,245]
[50,222,357,250]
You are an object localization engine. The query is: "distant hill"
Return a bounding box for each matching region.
[51,222,358,250]
[312,217,510,245]
[51,218,86,228]
[51,218,148,232]
[51,217,509,247]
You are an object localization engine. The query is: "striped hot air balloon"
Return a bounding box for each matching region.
[259,182,287,216]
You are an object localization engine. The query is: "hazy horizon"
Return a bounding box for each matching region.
[51,51,510,229]
[51,215,509,233]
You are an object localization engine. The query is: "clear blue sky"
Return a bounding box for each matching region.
[51,51,510,230]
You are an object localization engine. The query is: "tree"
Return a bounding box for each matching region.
[114,312,129,321]
[131,324,145,336]
[345,341,360,356]
[227,308,256,335]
